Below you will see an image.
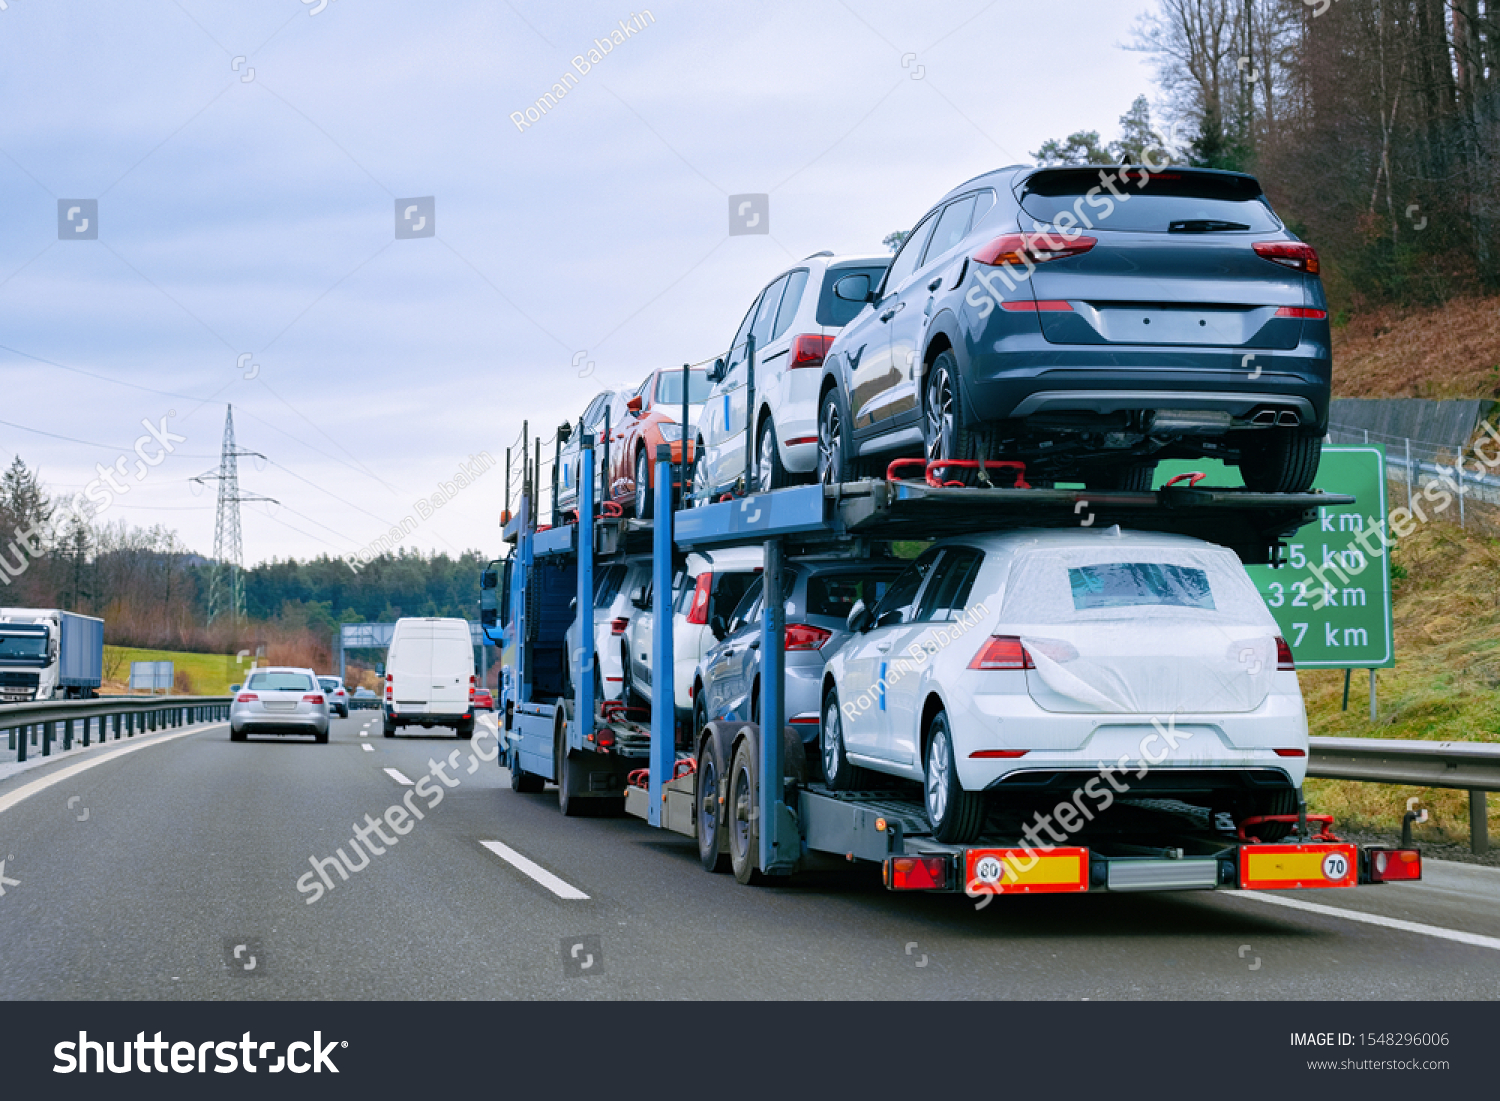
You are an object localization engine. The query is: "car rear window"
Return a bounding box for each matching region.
[816,263,892,327]
[246,672,314,691]
[1019,169,1279,233]
[1068,563,1215,611]
[806,570,901,618]
[318,678,339,690]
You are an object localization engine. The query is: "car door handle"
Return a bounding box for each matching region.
[875,642,893,654]
[927,277,942,292]
[879,309,896,322]
[748,639,760,650]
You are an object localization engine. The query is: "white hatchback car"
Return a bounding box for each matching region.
[231,667,330,743]
[692,252,891,500]
[820,529,1307,843]
[564,560,650,702]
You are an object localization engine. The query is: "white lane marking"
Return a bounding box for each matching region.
[0,725,217,817]
[1228,890,1500,952]
[383,767,414,786]
[360,731,367,737]
[479,840,590,900]
[361,744,373,752]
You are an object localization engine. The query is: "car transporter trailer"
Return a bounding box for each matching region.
[481,437,1423,899]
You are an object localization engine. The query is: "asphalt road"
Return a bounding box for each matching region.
[0,712,1496,1000]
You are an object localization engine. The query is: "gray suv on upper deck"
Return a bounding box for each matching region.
[815,165,1331,492]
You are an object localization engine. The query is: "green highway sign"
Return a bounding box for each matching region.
[1155,447,1394,668]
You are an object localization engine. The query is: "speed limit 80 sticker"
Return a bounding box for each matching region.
[1241,843,1359,890]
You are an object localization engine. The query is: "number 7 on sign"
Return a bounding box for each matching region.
[1290,623,1309,646]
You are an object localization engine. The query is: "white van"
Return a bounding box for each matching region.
[383,617,475,739]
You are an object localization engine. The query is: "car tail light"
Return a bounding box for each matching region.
[884,855,949,891]
[303,694,325,704]
[969,749,1029,759]
[236,693,258,703]
[1276,636,1295,670]
[469,674,476,702]
[610,617,629,636]
[789,333,834,369]
[684,572,713,625]
[974,232,1096,267]
[1274,306,1327,319]
[784,436,818,447]
[1369,848,1422,882]
[968,635,1034,670]
[1000,299,1074,311]
[1273,747,1307,757]
[1254,241,1320,274]
[784,623,833,651]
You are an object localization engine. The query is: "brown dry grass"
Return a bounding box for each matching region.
[1332,294,1500,398]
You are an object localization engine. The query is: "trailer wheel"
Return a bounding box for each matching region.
[509,746,544,794]
[728,737,761,885]
[555,706,584,817]
[820,690,866,791]
[696,735,730,873]
[924,711,986,844]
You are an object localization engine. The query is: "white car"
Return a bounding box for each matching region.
[820,529,1307,843]
[623,546,763,727]
[317,676,350,717]
[231,667,330,743]
[692,252,891,500]
[564,561,650,702]
[383,617,475,738]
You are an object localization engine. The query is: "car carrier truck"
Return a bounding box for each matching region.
[0,608,105,703]
[482,430,1423,898]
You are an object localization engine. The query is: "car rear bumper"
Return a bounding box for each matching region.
[956,335,1331,433]
[386,707,473,726]
[230,712,329,734]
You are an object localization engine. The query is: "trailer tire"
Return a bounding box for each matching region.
[924,711,986,844]
[696,734,730,873]
[728,736,761,885]
[509,746,545,794]
[555,706,583,817]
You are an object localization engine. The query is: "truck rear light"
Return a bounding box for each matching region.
[685,573,713,625]
[1273,747,1306,757]
[1276,636,1295,670]
[788,333,834,369]
[969,749,1029,758]
[1274,306,1327,319]
[610,617,629,636]
[1254,241,1320,274]
[974,232,1096,267]
[1000,299,1074,311]
[303,694,325,704]
[236,693,258,703]
[884,855,950,891]
[784,623,832,651]
[968,635,1034,670]
[1368,848,1422,882]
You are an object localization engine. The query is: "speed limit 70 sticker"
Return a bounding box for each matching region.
[1240,843,1359,890]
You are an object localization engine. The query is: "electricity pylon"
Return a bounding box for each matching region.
[193,406,275,623]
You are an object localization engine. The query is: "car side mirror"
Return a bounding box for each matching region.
[558,421,573,444]
[627,396,644,415]
[846,599,872,634]
[481,570,497,590]
[710,614,727,641]
[832,273,873,303]
[708,357,726,384]
[480,609,497,627]
[632,585,649,610]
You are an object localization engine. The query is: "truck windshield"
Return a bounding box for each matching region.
[0,633,47,659]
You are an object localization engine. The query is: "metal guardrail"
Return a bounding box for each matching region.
[0,696,231,765]
[1310,736,1497,854]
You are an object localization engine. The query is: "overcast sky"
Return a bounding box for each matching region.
[0,0,1158,566]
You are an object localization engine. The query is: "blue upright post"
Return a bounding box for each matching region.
[575,436,595,754]
[649,444,675,827]
[516,488,534,708]
[759,536,786,871]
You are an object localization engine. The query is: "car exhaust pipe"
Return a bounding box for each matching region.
[1251,410,1278,426]
[1276,411,1301,427]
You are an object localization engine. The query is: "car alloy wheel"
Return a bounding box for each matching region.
[634,450,652,518]
[925,726,952,824]
[926,367,956,464]
[817,396,844,485]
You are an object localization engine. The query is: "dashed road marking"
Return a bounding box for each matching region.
[479,840,590,900]
[361,744,373,752]
[383,767,414,786]
[1228,890,1500,952]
